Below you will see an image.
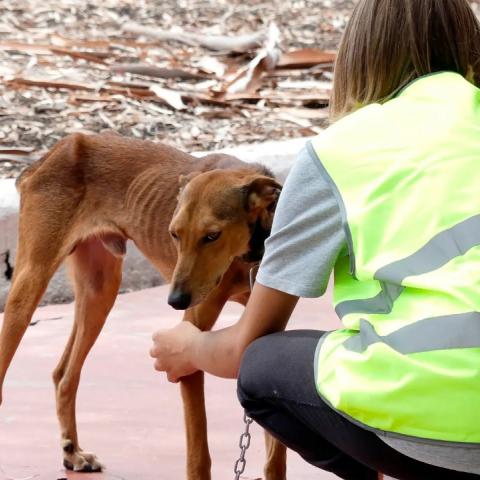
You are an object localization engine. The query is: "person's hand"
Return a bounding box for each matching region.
[150,322,200,382]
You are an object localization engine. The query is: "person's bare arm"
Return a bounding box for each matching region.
[150,283,298,382]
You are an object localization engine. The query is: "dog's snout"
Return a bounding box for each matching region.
[168,289,192,310]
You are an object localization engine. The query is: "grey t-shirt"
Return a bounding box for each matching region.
[256,145,480,474]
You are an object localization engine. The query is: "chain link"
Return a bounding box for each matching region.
[233,412,254,480]
[233,266,259,479]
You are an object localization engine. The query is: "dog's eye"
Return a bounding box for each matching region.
[170,231,179,240]
[204,232,221,243]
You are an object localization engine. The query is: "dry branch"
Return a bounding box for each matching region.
[111,64,208,80]
[50,47,108,65]
[123,23,266,52]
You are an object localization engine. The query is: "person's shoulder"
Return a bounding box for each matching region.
[322,103,383,139]
[311,102,393,159]
[287,143,336,191]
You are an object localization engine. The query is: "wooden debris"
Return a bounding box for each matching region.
[50,47,108,65]
[277,48,336,69]
[111,64,209,80]
[226,23,281,94]
[0,147,42,164]
[123,23,266,53]
[0,0,362,180]
[150,85,187,110]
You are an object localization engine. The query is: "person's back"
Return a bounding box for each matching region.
[312,68,480,441]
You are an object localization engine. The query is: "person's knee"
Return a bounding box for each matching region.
[238,330,323,407]
[237,334,279,407]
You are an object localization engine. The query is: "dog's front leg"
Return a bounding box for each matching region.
[180,371,211,480]
[180,296,227,480]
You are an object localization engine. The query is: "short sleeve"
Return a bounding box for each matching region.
[256,145,347,297]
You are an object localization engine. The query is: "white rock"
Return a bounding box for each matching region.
[196,135,309,182]
[0,179,19,256]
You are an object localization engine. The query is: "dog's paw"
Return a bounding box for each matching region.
[62,439,103,472]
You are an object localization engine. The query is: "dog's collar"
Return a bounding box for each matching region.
[248,263,260,290]
[243,221,270,264]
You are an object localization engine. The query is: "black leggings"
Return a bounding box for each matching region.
[237,330,479,480]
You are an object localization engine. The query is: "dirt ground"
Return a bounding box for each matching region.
[2,0,480,179]
[0,0,355,178]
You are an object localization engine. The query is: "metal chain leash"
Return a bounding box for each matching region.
[232,264,259,479]
[234,412,254,480]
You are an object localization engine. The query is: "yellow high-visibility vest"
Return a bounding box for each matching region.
[311,72,480,443]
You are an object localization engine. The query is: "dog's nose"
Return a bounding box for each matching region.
[168,289,192,310]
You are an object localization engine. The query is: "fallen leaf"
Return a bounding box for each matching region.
[0,147,35,154]
[277,48,336,68]
[0,40,53,55]
[276,112,313,127]
[275,107,329,120]
[277,79,332,90]
[193,57,226,77]
[226,23,281,94]
[150,85,186,110]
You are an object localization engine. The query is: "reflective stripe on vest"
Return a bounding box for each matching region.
[335,214,480,318]
[344,313,480,354]
[311,72,480,443]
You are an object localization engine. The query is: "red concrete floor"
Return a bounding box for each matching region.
[0,285,340,480]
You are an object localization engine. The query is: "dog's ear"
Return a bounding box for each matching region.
[178,171,201,193]
[242,176,282,229]
[240,176,282,263]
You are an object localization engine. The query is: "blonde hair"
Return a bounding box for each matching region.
[331,0,480,120]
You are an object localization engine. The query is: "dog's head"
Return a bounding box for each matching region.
[167,168,281,310]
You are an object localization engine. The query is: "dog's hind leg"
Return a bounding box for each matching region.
[264,433,287,480]
[0,217,67,405]
[181,295,229,480]
[232,292,287,480]
[54,236,123,472]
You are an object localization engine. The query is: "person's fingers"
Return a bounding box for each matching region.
[149,346,157,358]
[167,372,180,383]
[152,330,164,341]
[154,358,165,371]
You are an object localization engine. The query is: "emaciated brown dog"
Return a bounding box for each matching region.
[0,133,286,479]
